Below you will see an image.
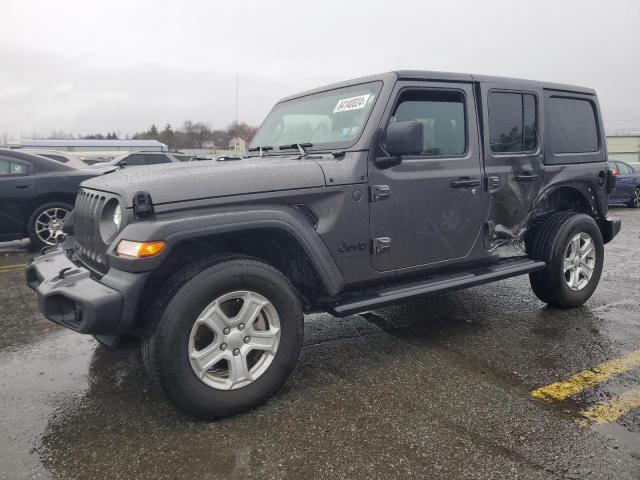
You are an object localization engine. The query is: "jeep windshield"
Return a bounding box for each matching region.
[250,81,382,152]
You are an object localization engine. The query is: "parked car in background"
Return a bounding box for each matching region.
[171,152,196,162]
[90,151,180,168]
[608,160,640,208]
[0,149,106,249]
[20,149,89,169]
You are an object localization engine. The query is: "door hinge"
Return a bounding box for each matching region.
[369,185,391,202]
[372,237,392,255]
[485,176,500,191]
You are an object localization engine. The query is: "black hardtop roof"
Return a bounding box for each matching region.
[277,70,595,103]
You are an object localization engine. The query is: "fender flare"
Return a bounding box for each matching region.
[106,205,346,296]
[531,182,603,220]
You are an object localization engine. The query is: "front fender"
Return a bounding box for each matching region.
[105,205,346,296]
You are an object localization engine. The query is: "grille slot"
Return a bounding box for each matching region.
[74,189,109,273]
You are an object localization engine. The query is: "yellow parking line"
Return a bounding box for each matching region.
[0,263,26,273]
[531,349,640,401]
[578,388,640,426]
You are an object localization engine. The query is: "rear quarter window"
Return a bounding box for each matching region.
[547,96,599,154]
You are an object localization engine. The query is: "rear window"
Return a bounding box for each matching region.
[547,97,599,154]
[617,162,632,175]
[122,154,146,166]
[145,154,171,164]
[488,92,537,154]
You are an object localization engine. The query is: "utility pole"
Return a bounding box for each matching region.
[235,74,239,127]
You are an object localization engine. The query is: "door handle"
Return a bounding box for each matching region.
[451,177,480,188]
[15,185,29,189]
[516,172,538,182]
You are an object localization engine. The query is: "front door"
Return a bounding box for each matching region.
[369,81,483,272]
[480,84,545,247]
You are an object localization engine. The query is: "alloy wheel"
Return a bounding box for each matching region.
[188,290,281,390]
[35,207,70,246]
[563,232,596,291]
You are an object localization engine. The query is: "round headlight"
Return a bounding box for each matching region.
[113,204,122,229]
[100,199,122,243]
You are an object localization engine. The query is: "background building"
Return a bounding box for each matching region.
[607,135,640,164]
[8,139,167,153]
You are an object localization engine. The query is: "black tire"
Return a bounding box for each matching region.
[627,187,640,209]
[27,201,73,250]
[142,257,304,419]
[527,212,604,308]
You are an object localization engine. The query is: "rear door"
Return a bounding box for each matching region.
[368,81,483,272]
[480,84,544,246]
[0,156,36,237]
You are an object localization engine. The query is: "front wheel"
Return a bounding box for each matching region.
[143,257,304,419]
[628,187,640,209]
[528,212,604,308]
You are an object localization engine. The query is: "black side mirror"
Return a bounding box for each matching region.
[118,161,127,168]
[375,120,424,169]
[386,120,423,156]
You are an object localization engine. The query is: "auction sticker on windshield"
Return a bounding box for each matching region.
[333,94,371,113]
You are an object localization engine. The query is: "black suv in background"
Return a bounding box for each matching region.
[28,71,620,419]
[90,151,181,168]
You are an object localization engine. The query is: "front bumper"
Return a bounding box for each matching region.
[26,247,148,335]
[600,216,622,244]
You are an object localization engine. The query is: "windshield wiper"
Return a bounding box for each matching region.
[247,145,273,158]
[278,143,313,158]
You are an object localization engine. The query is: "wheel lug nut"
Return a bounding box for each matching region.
[220,343,227,350]
[243,336,250,343]
[238,323,245,330]
[223,327,230,335]
[233,348,240,356]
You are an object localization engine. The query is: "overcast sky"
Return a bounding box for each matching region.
[1,0,639,139]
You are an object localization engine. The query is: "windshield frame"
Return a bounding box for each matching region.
[250,80,384,153]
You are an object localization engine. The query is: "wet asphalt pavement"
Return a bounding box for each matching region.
[1,209,639,480]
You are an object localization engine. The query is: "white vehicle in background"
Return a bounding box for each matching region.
[20,149,89,169]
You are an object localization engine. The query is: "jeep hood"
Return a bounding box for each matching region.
[80,157,326,205]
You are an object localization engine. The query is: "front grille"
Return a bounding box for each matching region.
[74,189,109,272]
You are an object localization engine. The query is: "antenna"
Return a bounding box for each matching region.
[235,74,239,126]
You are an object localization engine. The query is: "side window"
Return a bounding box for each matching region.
[390,90,466,157]
[546,96,599,154]
[145,154,171,164]
[488,92,538,153]
[0,159,29,175]
[122,154,146,166]
[10,162,28,175]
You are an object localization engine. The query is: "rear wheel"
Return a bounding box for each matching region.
[27,202,72,250]
[143,257,303,419]
[628,187,640,208]
[528,212,604,308]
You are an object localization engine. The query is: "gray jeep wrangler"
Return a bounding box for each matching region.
[27,71,621,418]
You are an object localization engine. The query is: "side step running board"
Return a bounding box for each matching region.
[332,258,546,316]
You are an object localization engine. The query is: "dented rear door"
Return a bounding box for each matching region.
[480,83,545,248]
